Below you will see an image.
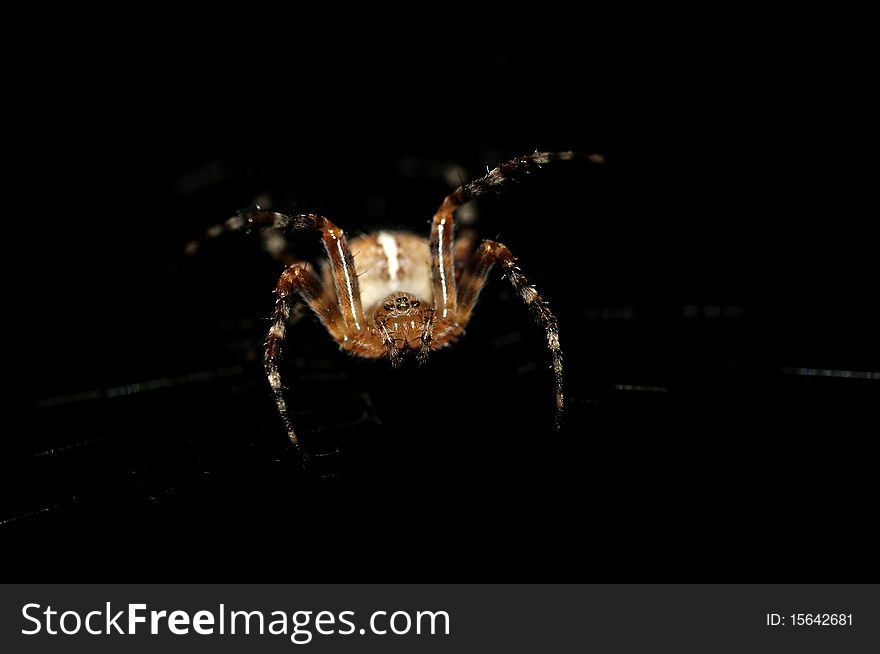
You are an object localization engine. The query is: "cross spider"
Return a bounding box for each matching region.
[189,151,605,453]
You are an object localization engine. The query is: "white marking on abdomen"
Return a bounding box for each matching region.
[352,232,433,311]
[377,231,399,281]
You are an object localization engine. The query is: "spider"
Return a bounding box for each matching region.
[188,151,605,453]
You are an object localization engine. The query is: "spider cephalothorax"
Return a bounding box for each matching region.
[189,151,605,451]
[373,292,436,363]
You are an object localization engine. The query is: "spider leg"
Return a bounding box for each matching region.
[184,205,298,265]
[458,240,564,429]
[436,151,606,217]
[266,264,345,448]
[229,211,367,334]
[429,207,458,319]
[432,151,604,317]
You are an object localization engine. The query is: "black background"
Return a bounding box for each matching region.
[7,6,876,580]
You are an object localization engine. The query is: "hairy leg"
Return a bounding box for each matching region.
[185,204,297,265]
[458,240,564,428]
[431,151,604,320]
[265,264,345,447]
[436,151,606,217]
[240,212,368,333]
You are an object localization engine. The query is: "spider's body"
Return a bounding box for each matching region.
[347,231,433,315]
[189,151,605,450]
[322,230,462,361]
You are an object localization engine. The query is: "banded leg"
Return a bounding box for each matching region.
[459,240,565,428]
[436,151,606,217]
[184,205,297,265]
[188,210,366,333]
[431,151,605,318]
[237,211,367,334]
[265,264,344,447]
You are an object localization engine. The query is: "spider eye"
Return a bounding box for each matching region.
[411,299,420,308]
[383,303,394,311]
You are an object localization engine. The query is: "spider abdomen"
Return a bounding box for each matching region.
[335,230,433,313]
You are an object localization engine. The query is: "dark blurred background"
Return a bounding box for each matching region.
[6,5,877,580]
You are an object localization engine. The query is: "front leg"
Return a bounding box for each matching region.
[430,151,604,320]
[430,210,458,320]
[233,211,367,335]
